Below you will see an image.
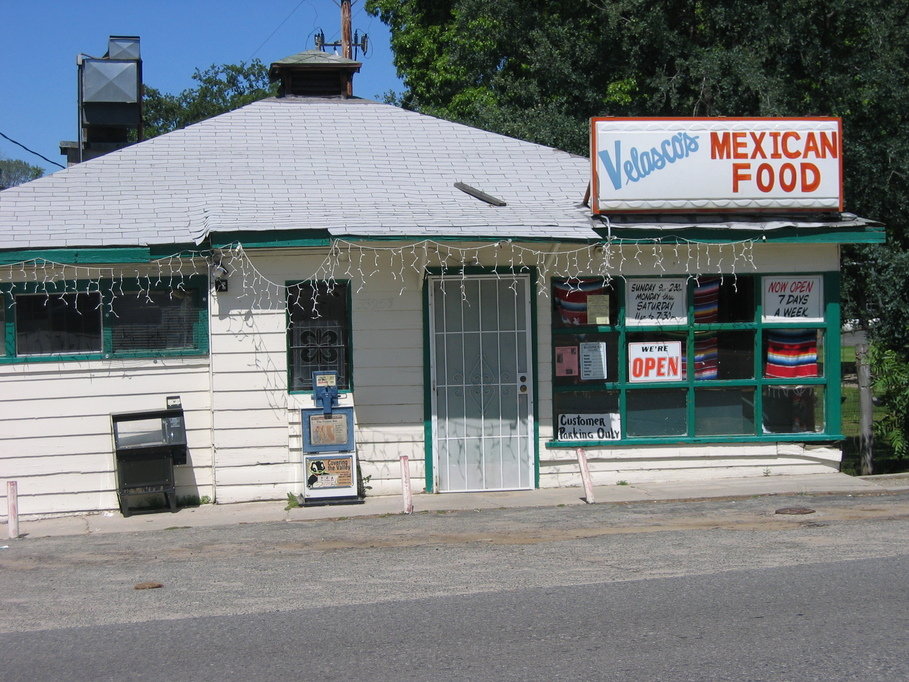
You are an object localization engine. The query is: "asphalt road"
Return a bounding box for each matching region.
[2,492,908,680]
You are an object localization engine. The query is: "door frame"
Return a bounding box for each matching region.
[422,267,539,492]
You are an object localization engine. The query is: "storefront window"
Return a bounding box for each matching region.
[627,389,687,437]
[762,385,825,433]
[550,274,836,444]
[695,388,756,436]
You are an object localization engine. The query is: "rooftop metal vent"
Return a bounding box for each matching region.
[60,36,143,166]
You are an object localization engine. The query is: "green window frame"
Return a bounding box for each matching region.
[0,276,209,362]
[548,272,840,447]
[286,280,353,393]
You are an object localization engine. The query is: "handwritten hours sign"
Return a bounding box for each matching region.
[626,278,687,325]
[762,276,823,321]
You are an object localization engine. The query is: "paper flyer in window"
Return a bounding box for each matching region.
[555,346,579,376]
[586,295,610,325]
[580,341,608,381]
[761,276,823,322]
[628,341,683,382]
[557,413,621,441]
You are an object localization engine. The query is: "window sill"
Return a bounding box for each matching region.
[0,350,208,364]
[545,433,843,448]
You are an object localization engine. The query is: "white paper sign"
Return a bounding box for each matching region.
[628,341,683,383]
[626,278,687,325]
[557,413,621,441]
[762,276,823,322]
[580,342,608,381]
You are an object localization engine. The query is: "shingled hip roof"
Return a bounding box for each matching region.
[0,97,598,250]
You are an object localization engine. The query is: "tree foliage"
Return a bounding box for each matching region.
[0,157,44,189]
[143,60,277,138]
[368,0,909,344]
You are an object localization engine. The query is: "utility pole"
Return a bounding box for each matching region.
[856,343,874,475]
[315,0,368,60]
[341,0,352,59]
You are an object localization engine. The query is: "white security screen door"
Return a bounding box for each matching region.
[429,275,535,491]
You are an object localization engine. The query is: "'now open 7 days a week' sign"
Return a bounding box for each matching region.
[591,117,843,213]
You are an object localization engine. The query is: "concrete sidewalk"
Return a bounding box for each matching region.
[5,472,909,540]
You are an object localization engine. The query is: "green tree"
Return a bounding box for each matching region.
[0,157,44,189]
[370,0,909,466]
[143,60,277,138]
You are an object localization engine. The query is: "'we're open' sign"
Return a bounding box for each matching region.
[591,117,843,213]
[628,341,683,383]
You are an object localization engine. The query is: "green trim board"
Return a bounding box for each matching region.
[211,231,331,249]
[422,279,434,493]
[594,226,886,244]
[549,272,840,447]
[546,433,844,448]
[528,267,540,489]
[0,276,209,362]
[0,245,204,265]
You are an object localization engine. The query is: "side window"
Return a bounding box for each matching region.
[111,288,205,353]
[287,281,351,391]
[15,292,103,355]
[2,278,208,361]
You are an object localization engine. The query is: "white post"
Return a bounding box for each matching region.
[400,455,414,514]
[576,449,595,504]
[7,481,19,540]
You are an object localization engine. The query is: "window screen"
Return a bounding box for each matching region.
[288,282,351,391]
[111,290,201,352]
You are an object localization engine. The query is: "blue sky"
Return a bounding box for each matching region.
[0,1,402,175]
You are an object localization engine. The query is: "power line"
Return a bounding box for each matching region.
[0,131,65,170]
[249,0,309,60]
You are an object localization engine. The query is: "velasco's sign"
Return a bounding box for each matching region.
[590,117,843,213]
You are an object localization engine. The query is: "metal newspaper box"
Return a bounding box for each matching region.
[301,372,362,505]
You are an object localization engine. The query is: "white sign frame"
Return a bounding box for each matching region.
[762,275,824,322]
[626,278,687,326]
[591,117,843,213]
[628,341,684,383]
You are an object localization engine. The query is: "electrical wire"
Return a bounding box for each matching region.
[249,0,310,60]
[0,131,65,170]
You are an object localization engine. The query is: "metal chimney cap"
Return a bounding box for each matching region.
[107,36,141,61]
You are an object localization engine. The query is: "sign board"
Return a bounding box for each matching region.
[302,407,355,453]
[628,341,683,383]
[580,341,608,381]
[591,117,843,213]
[626,278,687,325]
[303,453,358,500]
[762,276,823,322]
[557,413,621,441]
[314,372,337,388]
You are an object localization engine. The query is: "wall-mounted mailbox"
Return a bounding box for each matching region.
[111,397,187,516]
